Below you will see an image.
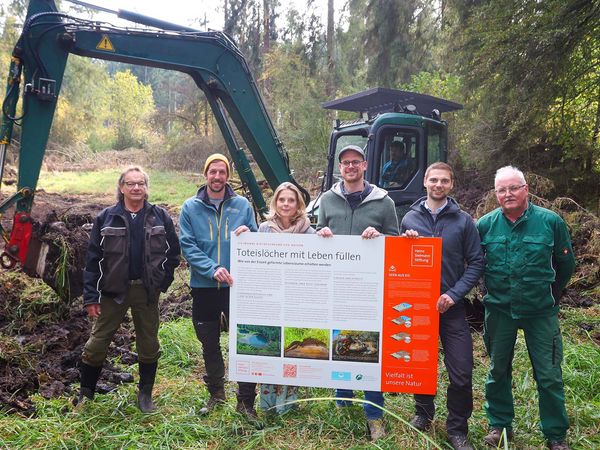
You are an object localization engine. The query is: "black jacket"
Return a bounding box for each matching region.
[83,201,180,305]
[400,197,484,304]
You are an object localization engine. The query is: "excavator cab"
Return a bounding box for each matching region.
[312,88,462,221]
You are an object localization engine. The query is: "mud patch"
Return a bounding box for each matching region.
[0,276,191,415]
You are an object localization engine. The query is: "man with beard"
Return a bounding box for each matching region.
[179,153,259,419]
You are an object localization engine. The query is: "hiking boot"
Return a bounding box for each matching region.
[236,400,263,429]
[484,427,513,447]
[236,401,259,420]
[448,434,474,450]
[367,419,386,441]
[547,440,570,450]
[199,390,226,415]
[409,415,432,432]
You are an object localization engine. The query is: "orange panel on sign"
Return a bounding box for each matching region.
[381,237,442,394]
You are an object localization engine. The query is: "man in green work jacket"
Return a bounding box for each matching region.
[477,166,575,450]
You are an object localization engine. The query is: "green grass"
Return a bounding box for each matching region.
[37,169,201,208]
[0,307,598,449]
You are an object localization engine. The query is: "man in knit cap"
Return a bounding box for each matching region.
[179,153,259,419]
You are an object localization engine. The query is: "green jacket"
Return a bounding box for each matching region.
[477,202,575,318]
[316,182,399,236]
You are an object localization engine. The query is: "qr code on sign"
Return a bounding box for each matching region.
[283,364,297,378]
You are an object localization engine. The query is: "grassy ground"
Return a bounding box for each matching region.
[0,304,598,450]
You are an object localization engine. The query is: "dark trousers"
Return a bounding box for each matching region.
[414,303,473,435]
[191,287,256,402]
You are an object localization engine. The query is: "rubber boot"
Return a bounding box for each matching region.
[74,362,102,408]
[194,320,226,414]
[137,361,158,413]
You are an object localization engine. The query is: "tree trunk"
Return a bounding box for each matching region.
[263,0,270,53]
[326,0,335,98]
[262,0,271,94]
[588,83,600,173]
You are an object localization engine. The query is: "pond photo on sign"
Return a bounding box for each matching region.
[236,325,281,357]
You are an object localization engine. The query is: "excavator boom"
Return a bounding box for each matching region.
[0,0,308,273]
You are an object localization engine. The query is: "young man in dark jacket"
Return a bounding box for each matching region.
[78,166,180,413]
[401,162,484,450]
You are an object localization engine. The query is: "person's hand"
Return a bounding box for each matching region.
[437,294,455,313]
[317,227,333,238]
[214,267,234,286]
[361,226,381,239]
[402,229,419,238]
[85,303,101,318]
[233,225,250,236]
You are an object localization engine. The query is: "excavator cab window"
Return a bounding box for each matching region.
[332,134,368,182]
[377,129,419,189]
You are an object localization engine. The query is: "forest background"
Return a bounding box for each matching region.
[0,0,598,211]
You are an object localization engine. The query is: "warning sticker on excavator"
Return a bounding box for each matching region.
[96,35,115,52]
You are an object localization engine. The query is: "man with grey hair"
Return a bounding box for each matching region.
[78,166,180,413]
[477,166,575,450]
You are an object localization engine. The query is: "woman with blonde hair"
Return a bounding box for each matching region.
[258,182,314,413]
[258,182,313,234]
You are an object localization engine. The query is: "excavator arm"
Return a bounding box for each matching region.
[0,0,309,269]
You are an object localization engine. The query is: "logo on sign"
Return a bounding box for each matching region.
[331,371,351,381]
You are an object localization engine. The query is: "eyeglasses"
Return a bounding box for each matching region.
[123,181,147,188]
[495,184,526,195]
[340,160,364,167]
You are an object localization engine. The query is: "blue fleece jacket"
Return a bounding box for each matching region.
[179,184,257,288]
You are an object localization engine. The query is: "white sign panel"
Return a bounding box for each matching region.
[229,232,384,391]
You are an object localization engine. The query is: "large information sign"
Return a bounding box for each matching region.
[229,233,441,394]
